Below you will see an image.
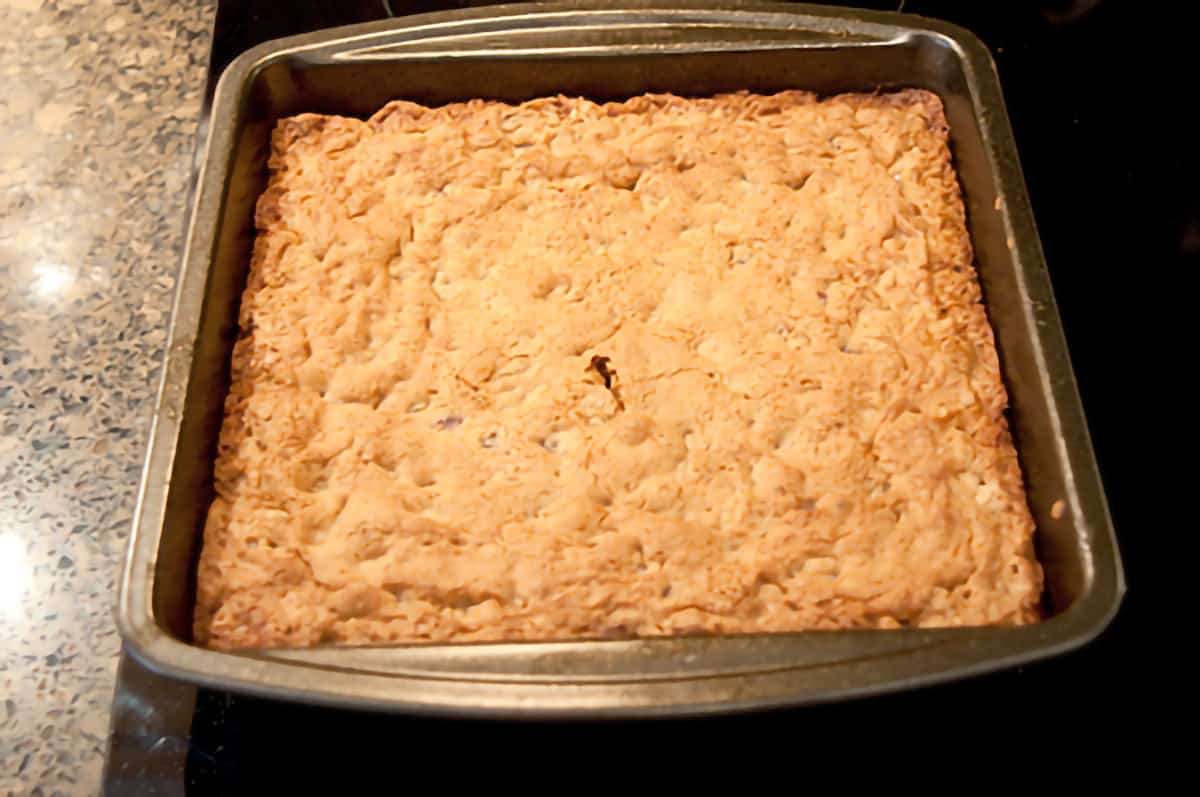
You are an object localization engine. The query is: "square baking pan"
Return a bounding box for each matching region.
[118,0,1124,716]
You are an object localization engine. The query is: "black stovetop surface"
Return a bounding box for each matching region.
[105,1,1179,790]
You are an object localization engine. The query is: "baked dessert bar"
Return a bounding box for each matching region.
[194,90,1043,649]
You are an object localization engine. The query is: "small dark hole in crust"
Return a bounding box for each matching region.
[589,355,615,389]
[587,355,625,410]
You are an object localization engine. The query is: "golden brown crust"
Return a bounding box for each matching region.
[193,90,1042,649]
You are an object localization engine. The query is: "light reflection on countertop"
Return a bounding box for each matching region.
[0,0,214,792]
[0,532,32,617]
[30,262,76,300]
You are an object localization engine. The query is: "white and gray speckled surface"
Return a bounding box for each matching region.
[0,0,214,792]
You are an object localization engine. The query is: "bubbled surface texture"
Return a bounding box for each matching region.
[194,90,1042,649]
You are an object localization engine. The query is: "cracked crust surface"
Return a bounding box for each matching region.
[194,90,1042,649]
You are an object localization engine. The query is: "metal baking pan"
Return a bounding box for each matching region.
[118,0,1124,716]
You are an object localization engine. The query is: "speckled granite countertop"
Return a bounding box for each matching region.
[0,0,213,792]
